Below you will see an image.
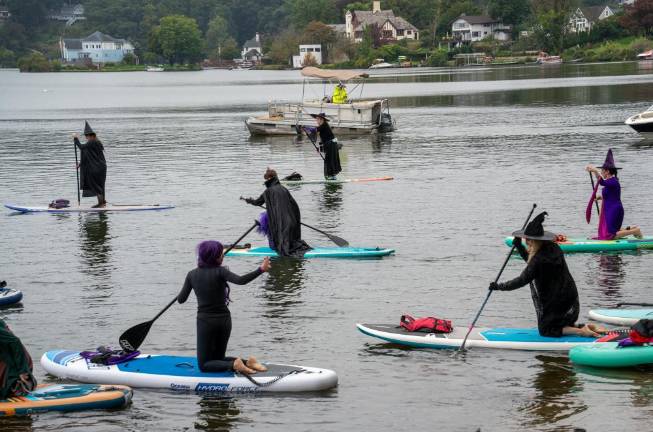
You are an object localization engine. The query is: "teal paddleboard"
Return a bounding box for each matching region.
[226,246,394,258]
[505,236,653,253]
[570,342,653,368]
[589,308,653,326]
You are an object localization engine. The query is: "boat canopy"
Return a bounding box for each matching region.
[301,67,369,81]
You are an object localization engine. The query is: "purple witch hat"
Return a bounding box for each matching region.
[599,148,620,170]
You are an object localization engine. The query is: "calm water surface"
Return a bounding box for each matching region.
[1,62,653,431]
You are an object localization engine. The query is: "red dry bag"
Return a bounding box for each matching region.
[400,314,453,333]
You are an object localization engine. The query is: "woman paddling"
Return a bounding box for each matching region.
[306,113,341,180]
[177,240,271,374]
[586,148,643,239]
[0,319,37,399]
[73,122,107,208]
[490,212,607,338]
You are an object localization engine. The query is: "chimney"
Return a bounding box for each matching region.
[255,32,260,42]
[372,1,381,13]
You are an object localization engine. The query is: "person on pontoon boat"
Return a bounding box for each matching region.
[332,81,348,104]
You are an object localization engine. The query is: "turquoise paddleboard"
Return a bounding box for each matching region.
[570,342,653,368]
[589,308,653,325]
[505,236,653,253]
[227,246,394,258]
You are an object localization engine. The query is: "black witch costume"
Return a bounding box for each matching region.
[245,176,311,257]
[491,212,580,337]
[0,319,37,399]
[310,113,341,179]
[74,122,107,205]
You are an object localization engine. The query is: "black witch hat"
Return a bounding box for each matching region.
[512,211,556,241]
[84,121,96,136]
[310,113,330,122]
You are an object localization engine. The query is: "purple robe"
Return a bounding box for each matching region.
[596,176,624,240]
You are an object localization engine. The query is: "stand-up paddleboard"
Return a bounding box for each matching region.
[282,176,394,185]
[570,342,653,368]
[0,384,132,416]
[5,203,175,213]
[41,351,338,393]
[0,287,23,306]
[226,246,394,259]
[589,308,653,326]
[505,236,653,253]
[357,323,606,351]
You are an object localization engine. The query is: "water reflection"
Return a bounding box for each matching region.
[573,364,653,408]
[78,213,112,274]
[0,416,33,432]
[261,258,305,318]
[194,396,242,432]
[315,184,343,217]
[596,254,626,299]
[520,355,587,428]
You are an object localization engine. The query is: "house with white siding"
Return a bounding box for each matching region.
[344,1,418,43]
[60,32,135,64]
[568,6,614,33]
[451,15,511,45]
[0,4,10,21]
[48,3,85,26]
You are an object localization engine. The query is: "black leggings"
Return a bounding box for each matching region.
[196,313,240,372]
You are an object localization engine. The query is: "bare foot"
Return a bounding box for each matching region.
[247,356,268,372]
[233,357,256,374]
[634,227,643,239]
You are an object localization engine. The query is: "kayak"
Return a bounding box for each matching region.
[41,350,338,393]
[357,323,603,351]
[505,236,653,253]
[5,203,175,213]
[570,342,653,368]
[282,176,394,185]
[0,384,132,416]
[226,246,394,258]
[589,308,653,326]
[0,288,23,306]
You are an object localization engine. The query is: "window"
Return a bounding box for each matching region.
[472,31,480,37]
[307,48,314,52]
[315,47,321,52]
[407,30,411,34]
[382,30,393,39]
[300,48,306,52]
[454,22,467,29]
[396,29,404,36]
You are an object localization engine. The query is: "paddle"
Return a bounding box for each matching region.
[118,221,261,352]
[239,197,349,247]
[300,126,325,161]
[616,302,653,308]
[74,139,81,206]
[585,172,600,223]
[458,203,537,352]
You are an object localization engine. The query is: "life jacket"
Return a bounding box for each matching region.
[400,314,453,333]
[80,347,141,365]
[48,198,70,209]
[629,319,653,345]
[332,86,347,104]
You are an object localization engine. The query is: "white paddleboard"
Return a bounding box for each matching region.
[588,308,653,326]
[5,203,174,213]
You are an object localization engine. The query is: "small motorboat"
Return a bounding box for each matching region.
[369,58,395,69]
[625,105,653,138]
[536,52,562,65]
[637,50,653,60]
[146,66,165,72]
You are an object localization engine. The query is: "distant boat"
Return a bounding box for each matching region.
[369,58,394,69]
[536,52,562,65]
[146,66,164,72]
[637,50,653,60]
[625,105,653,138]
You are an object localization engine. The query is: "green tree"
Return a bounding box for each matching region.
[285,0,338,30]
[488,0,532,26]
[621,0,653,36]
[206,15,233,59]
[532,0,577,54]
[0,48,16,68]
[301,21,337,62]
[268,29,300,64]
[150,15,203,65]
[17,52,51,72]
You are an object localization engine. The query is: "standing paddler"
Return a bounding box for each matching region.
[73,122,107,208]
[304,113,341,180]
[490,212,607,338]
[585,149,643,239]
[244,168,311,257]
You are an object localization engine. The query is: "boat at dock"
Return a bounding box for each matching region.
[536,52,562,65]
[245,67,395,136]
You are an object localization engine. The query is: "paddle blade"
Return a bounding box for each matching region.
[118,320,153,352]
[328,234,349,247]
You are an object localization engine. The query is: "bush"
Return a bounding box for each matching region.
[142,51,159,65]
[425,48,449,66]
[122,52,138,65]
[0,48,16,68]
[17,52,51,72]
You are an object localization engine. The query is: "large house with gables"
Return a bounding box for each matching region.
[344,1,418,43]
[60,31,135,64]
[451,15,511,45]
[568,6,614,33]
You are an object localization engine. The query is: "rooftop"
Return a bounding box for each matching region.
[455,15,499,25]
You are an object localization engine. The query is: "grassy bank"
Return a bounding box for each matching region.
[563,37,653,62]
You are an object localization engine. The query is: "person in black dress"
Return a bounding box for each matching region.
[73,122,107,208]
[306,113,341,180]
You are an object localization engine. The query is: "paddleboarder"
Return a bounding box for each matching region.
[244,168,311,256]
[73,122,107,208]
[177,240,271,375]
[0,319,37,399]
[305,113,341,180]
[585,149,643,239]
[489,212,607,338]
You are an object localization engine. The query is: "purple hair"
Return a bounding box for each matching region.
[197,240,224,268]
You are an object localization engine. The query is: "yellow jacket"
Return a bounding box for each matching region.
[332,86,348,104]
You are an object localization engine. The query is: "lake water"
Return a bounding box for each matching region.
[1,62,653,431]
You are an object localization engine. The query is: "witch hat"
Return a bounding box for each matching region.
[310,113,330,122]
[512,211,556,241]
[599,148,620,170]
[83,121,96,136]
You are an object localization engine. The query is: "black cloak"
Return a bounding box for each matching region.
[75,137,107,197]
[495,242,580,337]
[0,320,35,399]
[247,177,311,257]
[317,123,341,177]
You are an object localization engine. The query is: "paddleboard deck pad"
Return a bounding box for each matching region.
[357,323,604,351]
[505,236,653,253]
[282,176,394,185]
[570,342,653,368]
[41,351,337,393]
[0,384,132,416]
[0,288,22,306]
[5,203,175,213]
[227,246,394,258]
[589,308,653,326]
